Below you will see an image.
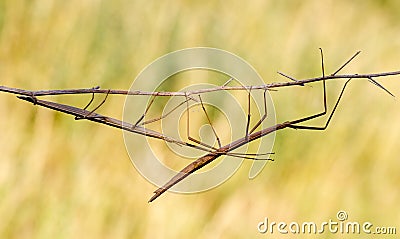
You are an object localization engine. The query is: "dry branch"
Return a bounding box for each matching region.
[1,51,399,202]
[1,71,399,98]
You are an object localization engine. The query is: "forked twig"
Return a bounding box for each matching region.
[0,50,398,202]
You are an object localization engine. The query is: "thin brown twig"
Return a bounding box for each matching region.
[1,71,400,97]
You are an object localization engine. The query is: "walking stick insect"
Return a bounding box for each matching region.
[0,49,397,202]
[147,49,395,202]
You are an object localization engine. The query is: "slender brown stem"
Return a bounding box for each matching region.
[1,71,400,98]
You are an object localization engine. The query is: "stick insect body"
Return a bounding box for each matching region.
[149,49,357,202]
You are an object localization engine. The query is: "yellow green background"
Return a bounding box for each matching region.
[1,0,399,238]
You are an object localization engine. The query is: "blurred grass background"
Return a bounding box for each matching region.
[1,0,400,238]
